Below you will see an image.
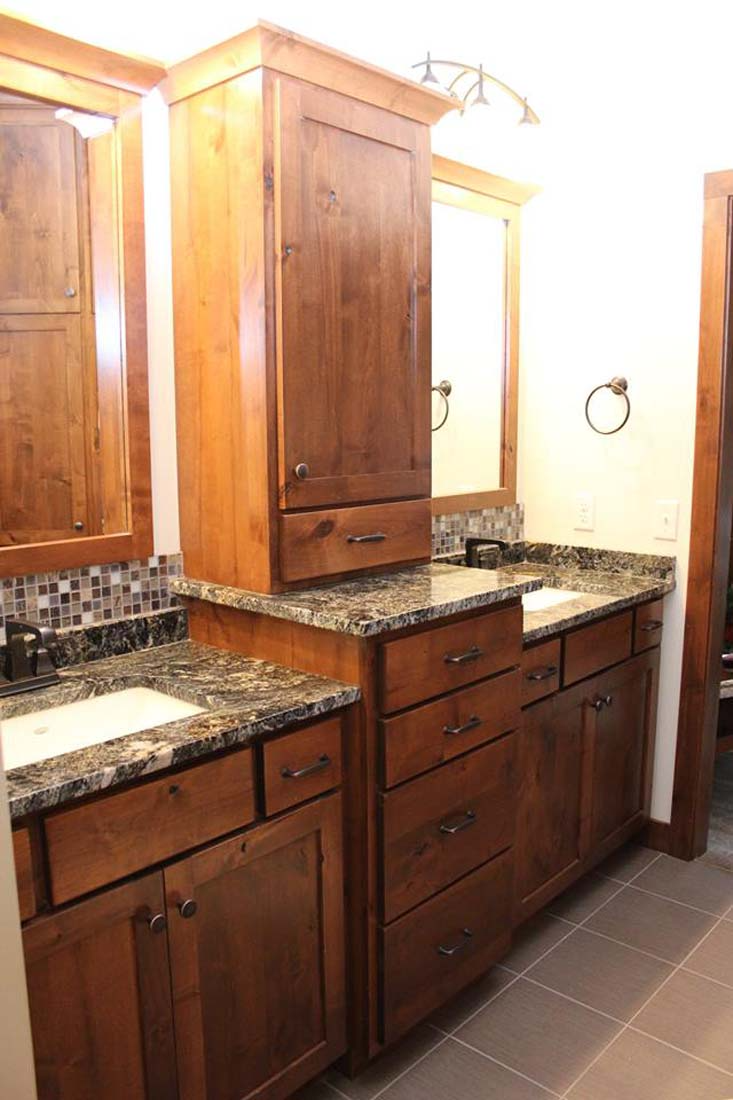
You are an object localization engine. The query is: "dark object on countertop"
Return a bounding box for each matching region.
[464,537,509,569]
[0,619,61,697]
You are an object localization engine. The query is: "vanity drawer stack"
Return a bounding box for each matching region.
[377,603,522,1042]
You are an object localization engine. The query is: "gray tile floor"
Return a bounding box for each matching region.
[298,845,733,1100]
[703,750,733,872]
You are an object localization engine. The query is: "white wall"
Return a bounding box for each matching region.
[7,0,733,814]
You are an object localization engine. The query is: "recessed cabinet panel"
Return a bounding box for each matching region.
[166,795,346,1100]
[275,77,431,511]
[23,872,178,1100]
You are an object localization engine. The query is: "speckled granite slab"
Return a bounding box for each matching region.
[3,641,359,819]
[502,562,675,643]
[170,564,541,638]
[48,607,188,667]
[524,543,675,581]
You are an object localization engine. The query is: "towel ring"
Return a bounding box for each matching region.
[584,376,630,435]
[432,379,452,432]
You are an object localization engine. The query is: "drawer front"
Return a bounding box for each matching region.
[381,849,513,1043]
[381,735,516,922]
[381,670,521,788]
[279,500,430,583]
[563,611,633,687]
[521,638,561,706]
[634,599,664,653]
[380,604,522,714]
[45,750,255,905]
[13,828,36,922]
[263,716,342,815]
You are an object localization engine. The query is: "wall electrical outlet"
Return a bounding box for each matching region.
[574,491,595,531]
[654,499,679,541]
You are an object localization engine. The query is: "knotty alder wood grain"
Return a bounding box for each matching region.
[380,668,521,788]
[262,715,343,815]
[279,500,431,583]
[563,610,633,687]
[521,637,562,707]
[23,872,178,1100]
[381,734,516,922]
[12,827,36,922]
[275,76,431,512]
[634,598,664,653]
[44,750,255,904]
[381,849,513,1043]
[165,794,346,1100]
[379,604,522,712]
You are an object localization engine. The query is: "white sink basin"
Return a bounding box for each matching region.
[1,687,205,770]
[522,587,582,612]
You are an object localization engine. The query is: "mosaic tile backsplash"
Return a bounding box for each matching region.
[0,553,183,645]
[431,503,524,558]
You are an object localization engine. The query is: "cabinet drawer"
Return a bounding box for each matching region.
[45,751,255,905]
[634,599,664,653]
[563,611,633,687]
[381,735,516,922]
[381,670,520,788]
[381,849,513,1043]
[13,827,36,922]
[379,605,522,714]
[279,500,430,583]
[263,717,342,815]
[522,639,561,706]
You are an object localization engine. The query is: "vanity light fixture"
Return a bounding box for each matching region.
[413,52,540,124]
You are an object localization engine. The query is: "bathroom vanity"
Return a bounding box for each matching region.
[6,639,359,1100]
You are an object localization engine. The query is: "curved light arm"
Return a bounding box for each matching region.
[412,58,540,123]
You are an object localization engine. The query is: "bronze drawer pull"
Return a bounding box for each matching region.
[444,645,483,665]
[178,899,197,919]
[640,620,663,632]
[437,928,474,957]
[590,697,604,712]
[148,913,167,934]
[439,810,476,835]
[526,664,558,682]
[281,753,331,779]
[443,715,483,736]
[346,533,387,544]
[590,695,613,711]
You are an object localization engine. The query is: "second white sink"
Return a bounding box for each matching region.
[522,587,582,612]
[1,687,205,770]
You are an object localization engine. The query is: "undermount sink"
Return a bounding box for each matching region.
[522,587,582,612]
[1,687,205,771]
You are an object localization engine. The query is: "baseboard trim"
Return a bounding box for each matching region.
[640,818,672,853]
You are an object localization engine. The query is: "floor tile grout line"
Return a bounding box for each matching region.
[680,963,733,994]
[444,853,666,1048]
[558,907,730,1097]
[367,1034,451,1100]
[626,1024,733,1080]
[623,880,733,920]
[520,974,643,1026]
[448,1033,563,1097]
[323,1079,353,1100]
[532,920,678,968]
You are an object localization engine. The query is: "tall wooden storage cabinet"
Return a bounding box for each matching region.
[163,23,455,593]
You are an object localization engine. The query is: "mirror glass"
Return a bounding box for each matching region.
[431,197,508,500]
[0,90,128,548]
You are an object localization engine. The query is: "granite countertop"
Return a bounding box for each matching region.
[170,563,542,637]
[506,562,675,644]
[3,640,360,819]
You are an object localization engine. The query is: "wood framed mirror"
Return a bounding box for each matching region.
[0,16,164,576]
[430,155,538,515]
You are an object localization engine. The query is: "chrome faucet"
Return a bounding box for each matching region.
[1,619,60,698]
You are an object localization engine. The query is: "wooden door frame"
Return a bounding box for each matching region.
[669,170,733,859]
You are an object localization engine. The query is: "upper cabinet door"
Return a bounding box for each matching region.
[274,77,431,510]
[0,108,81,313]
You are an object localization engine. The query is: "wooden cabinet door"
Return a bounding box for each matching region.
[0,107,81,313]
[273,76,431,510]
[590,649,660,849]
[166,794,346,1100]
[0,314,92,544]
[23,872,178,1100]
[514,679,594,918]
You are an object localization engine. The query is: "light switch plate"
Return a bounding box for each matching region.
[654,499,679,541]
[574,491,595,531]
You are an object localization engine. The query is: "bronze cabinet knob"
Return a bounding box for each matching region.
[148,913,167,934]
[178,899,198,919]
[293,462,309,480]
